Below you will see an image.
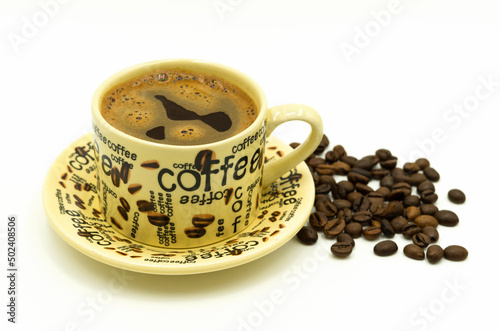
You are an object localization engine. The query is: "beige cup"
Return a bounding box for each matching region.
[91,59,323,248]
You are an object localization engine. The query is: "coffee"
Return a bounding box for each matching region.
[100,69,258,145]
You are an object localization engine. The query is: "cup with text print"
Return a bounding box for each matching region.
[91,59,323,248]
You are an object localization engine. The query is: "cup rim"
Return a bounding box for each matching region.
[91,58,268,149]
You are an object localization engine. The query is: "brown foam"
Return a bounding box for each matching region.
[100,69,258,145]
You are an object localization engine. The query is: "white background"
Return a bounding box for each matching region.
[1,1,499,330]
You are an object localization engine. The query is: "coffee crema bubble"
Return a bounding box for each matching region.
[100,69,258,145]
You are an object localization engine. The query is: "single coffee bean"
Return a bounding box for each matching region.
[393,174,410,184]
[414,214,439,228]
[387,188,407,201]
[403,244,425,260]
[330,162,352,175]
[403,195,421,207]
[324,150,335,163]
[376,186,391,199]
[315,183,331,194]
[354,155,379,171]
[324,218,346,239]
[415,158,430,169]
[332,145,347,160]
[340,155,357,167]
[345,222,363,238]
[379,200,404,220]
[412,233,431,248]
[372,168,390,179]
[374,240,398,256]
[417,181,435,194]
[315,164,337,176]
[337,233,355,247]
[423,166,440,182]
[333,199,352,210]
[355,182,373,195]
[316,200,337,219]
[380,175,395,188]
[347,171,370,184]
[336,208,353,222]
[422,226,439,242]
[403,206,422,221]
[350,167,373,179]
[380,219,395,238]
[426,245,444,264]
[375,148,392,161]
[420,190,438,204]
[309,212,328,230]
[408,173,427,186]
[347,191,364,203]
[319,175,336,187]
[403,162,420,174]
[308,157,326,168]
[448,189,466,204]
[314,134,329,154]
[353,210,373,225]
[434,210,459,227]
[352,195,371,212]
[392,182,412,194]
[363,226,382,240]
[380,156,398,170]
[420,204,439,215]
[402,222,422,239]
[337,180,354,194]
[367,192,385,213]
[444,245,468,261]
[390,216,408,233]
[331,242,353,257]
[297,226,318,245]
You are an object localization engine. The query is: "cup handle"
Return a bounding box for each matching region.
[262,103,323,187]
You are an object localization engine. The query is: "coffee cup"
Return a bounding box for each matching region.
[91,59,323,248]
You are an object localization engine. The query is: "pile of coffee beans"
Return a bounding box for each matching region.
[294,134,468,264]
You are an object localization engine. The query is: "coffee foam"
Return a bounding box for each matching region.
[100,69,258,145]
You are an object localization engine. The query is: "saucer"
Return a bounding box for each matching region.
[43,133,314,275]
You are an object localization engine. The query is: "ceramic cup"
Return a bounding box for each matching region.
[91,59,323,248]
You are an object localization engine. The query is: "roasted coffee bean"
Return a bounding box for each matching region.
[309,212,328,230]
[423,166,440,182]
[420,190,438,204]
[363,226,382,240]
[420,203,438,215]
[314,134,329,154]
[332,144,347,159]
[319,175,336,187]
[345,222,363,238]
[147,212,170,227]
[354,155,379,171]
[372,168,390,179]
[333,199,352,210]
[380,175,395,188]
[375,148,392,161]
[403,244,425,260]
[374,240,398,256]
[316,200,337,219]
[415,158,430,169]
[324,218,346,239]
[412,233,431,248]
[355,183,373,195]
[352,195,371,212]
[392,182,412,195]
[376,186,391,199]
[422,226,439,242]
[329,162,351,175]
[403,195,421,207]
[380,156,398,170]
[387,189,407,201]
[402,222,422,239]
[184,226,206,238]
[390,216,408,233]
[379,201,404,220]
[340,155,357,167]
[347,191,364,203]
[308,157,326,168]
[347,171,370,184]
[393,174,410,183]
[380,219,395,238]
[404,206,421,221]
[444,245,468,261]
[297,226,318,245]
[337,233,355,247]
[324,150,335,163]
[448,189,466,204]
[336,208,353,222]
[414,215,439,228]
[315,183,331,194]
[417,180,435,194]
[367,192,385,212]
[353,210,373,225]
[331,242,353,257]
[192,214,215,227]
[408,173,427,186]
[391,167,405,177]
[426,245,444,264]
[434,210,459,227]
[350,167,373,179]
[337,180,354,199]
[403,162,420,174]
[315,164,337,176]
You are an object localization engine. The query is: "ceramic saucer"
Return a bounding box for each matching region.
[43,133,314,275]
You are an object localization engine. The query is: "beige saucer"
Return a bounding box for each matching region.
[43,133,314,275]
